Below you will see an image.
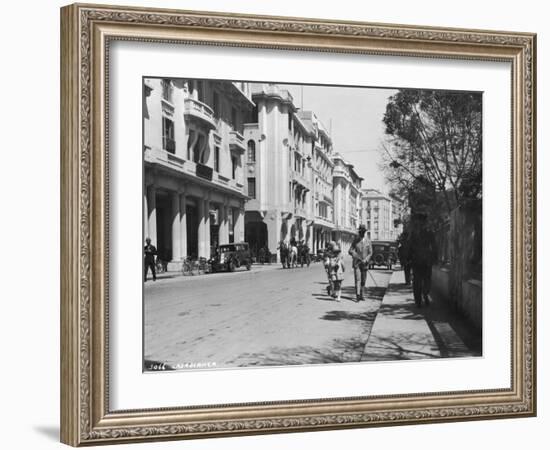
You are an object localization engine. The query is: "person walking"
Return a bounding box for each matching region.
[144,237,157,282]
[409,213,437,307]
[348,224,373,302]
[264,245,271,264]
[398,230,412,285]
[258,245,266,264]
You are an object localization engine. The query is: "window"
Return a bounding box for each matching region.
[213,91,221,118]
[247,178,256,199]
[251,104,259,123]
[231,107,237,129]
[214,146,220,172]
[196,80,204,102]
[187,130,194,160]
[247,140,256,163]
[161,79,173,103]
[162,116,175,153]
[228,209,235,243]
[231,156,237,180]
[194,134,205,163]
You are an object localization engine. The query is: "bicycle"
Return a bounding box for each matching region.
[155,257,166,274]
[181,257,195,276]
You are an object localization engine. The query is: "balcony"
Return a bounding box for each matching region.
[229,130,246,154]
[196,163,213,181]
[292,170,310,190]
[314,215,334,230]
[294,205,308,219]
[144,147,244,197]
[333,166,349,180]
[184,98,216,130]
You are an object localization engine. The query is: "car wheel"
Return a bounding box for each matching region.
[228,260,235,272]
[246,261,251,270]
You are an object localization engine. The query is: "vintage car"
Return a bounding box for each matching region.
[210,242,252,272]
[369,240,398,270]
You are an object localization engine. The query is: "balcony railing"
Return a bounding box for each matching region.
[229,130,246,154]
[292,170,310,190]
[294,206,308,218]
[184,98,217,130]
[196,163,213,181]
[314,215,334,229]
[144,148,244,196]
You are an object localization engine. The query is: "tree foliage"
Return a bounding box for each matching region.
[381,89,482,215]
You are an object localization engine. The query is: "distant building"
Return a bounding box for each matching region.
[389,193,405,240]
[332,153,363,253]
[143,78,254,269]
[361,189,394,241]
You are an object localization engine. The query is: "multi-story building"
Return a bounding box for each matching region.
[332,153,363,253]
[243,85,340,260]
[361,189,399,241]
[297,111,335,254]
[143,78,254,269]
[389,193,405,240]
[243,84,317,260]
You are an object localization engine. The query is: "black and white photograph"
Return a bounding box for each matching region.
[142,78,483,372]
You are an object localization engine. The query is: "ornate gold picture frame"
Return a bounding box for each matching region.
[60,3,536,446]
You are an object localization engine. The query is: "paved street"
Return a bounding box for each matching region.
[144,258,392,370]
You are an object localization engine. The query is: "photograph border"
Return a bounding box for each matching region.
[60,3,536,446]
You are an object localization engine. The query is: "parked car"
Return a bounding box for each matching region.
[369,241,397,270]
[210,242,252,272]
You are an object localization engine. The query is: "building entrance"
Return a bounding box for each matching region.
[245,221,268,258]
[155,192,172,263]
[186,203,198,258]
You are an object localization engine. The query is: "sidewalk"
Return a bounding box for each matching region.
[361,269,481,361]
[148,260,320,283]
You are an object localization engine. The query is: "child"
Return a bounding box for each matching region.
[328,244,345,301]
[323,243,334,296]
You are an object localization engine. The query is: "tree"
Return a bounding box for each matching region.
[381,89,482,215]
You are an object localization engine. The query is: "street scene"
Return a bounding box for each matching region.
[143,78,483,371]
[144,261,480,370]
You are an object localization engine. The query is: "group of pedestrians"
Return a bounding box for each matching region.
[278,237,311,269]
[322,214,437,307]
[323,224,373,302]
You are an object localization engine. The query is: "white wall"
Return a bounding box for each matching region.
[0,0,547,449]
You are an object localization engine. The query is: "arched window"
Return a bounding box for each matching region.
[247,140,256,163]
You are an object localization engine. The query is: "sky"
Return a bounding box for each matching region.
[284,83,398,194]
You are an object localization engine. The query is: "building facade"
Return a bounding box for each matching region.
[332,153,363,253]
[389,193,405,240]
[243,85,317,260]
[143,78,254,269]
[361,188,403,241]
[297,111,335,254]
[243,86,339,261]
[144,78,378,268]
